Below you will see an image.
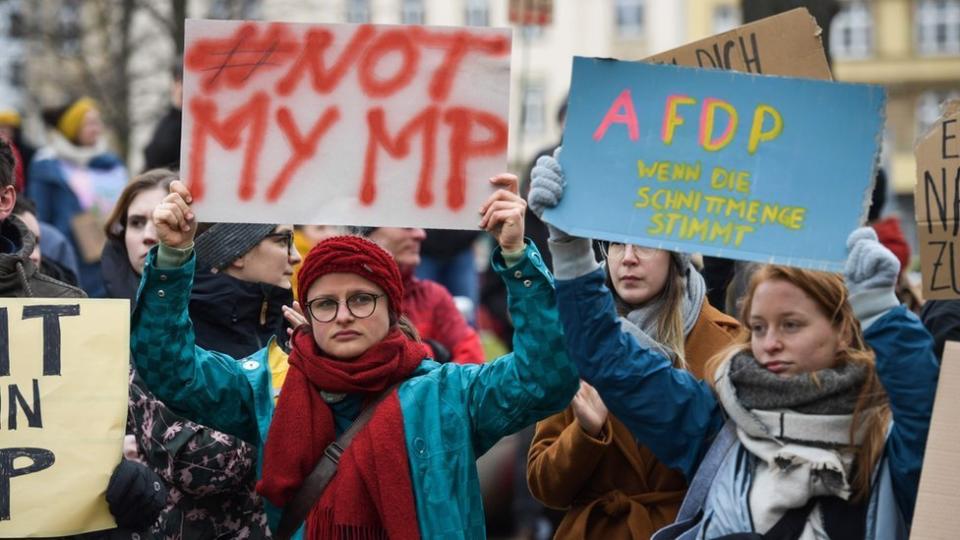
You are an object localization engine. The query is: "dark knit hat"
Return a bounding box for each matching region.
[297,235,403,320]
[194,223,277,272]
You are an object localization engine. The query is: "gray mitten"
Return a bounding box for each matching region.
[844,227,901,328]
[844,226,900,295]
[527,147,570,240]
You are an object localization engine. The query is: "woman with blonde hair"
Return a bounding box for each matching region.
[529,154,938,539]
[526,196,739,537]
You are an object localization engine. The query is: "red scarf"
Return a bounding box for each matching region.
[258,328,426,539]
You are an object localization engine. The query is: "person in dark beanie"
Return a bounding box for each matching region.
[190,222,302,359]
[27,97,127,297]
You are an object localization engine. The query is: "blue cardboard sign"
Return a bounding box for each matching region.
[543,57,886,271]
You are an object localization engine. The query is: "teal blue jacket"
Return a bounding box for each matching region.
[129,241,578,539]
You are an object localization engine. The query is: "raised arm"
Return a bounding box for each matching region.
[845,227,939,524]
[130,181,261,444]
[528,151,722,480]
[464,173,579,454]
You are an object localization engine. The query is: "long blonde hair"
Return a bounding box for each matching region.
[606,251,688,370]
[705,265,891,502]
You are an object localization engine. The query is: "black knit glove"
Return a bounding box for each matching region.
[105,459,167,530]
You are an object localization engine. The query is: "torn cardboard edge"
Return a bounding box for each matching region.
[910,341,960,539]
[644,8,832,81]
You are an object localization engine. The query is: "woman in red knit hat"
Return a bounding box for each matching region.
[131,174,579,539]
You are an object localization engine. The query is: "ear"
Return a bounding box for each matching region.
[0,186,14,221]
[229,254,246,270]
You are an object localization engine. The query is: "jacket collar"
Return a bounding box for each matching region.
[0,217,38,295]
[190,270,293,345]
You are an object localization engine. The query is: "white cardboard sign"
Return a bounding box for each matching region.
[181,19,512,229]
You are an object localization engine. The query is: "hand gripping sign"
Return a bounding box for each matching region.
[543,58,885,271]
[0,299,128,537]
[181,19,512,229]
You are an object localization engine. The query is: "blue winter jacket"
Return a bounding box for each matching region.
[129,241,579,539]
[27,150,127,297]
[556,266,938,529]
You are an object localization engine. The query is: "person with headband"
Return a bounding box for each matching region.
[28,96,127,297]
[129,174,578,539]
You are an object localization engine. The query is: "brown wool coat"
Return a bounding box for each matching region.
[527,302,740,539]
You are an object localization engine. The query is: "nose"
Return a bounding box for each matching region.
[143,220,158,245]
[760,329,783,354]
[289,241,303,265]
[409,228,426,241]
[620,244,640,265]
[334,300,355,324]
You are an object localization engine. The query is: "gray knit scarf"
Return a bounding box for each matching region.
[726,352,867,415]
[714,351,872,536]
[617,262,706,362]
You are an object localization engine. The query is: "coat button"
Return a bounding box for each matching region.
[414,437,427,457]
[513,270,522,278]
[523,279,532,287]
[159,274,168,282]
[157,290,166,298]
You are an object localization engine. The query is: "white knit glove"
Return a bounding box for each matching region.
[527,147,570,241]
[844,227,900,296]
[844,226,900,328]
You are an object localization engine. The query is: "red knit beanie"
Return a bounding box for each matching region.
[297,235,404,319]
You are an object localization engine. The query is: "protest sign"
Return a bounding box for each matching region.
[914,100,960,300]
[0,299,128,538]
[181,20,511,229]
[911,341,960,539]
[646,8,832,81]
[542,59,884,271]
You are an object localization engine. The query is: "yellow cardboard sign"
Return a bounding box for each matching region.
[0,299,128,537]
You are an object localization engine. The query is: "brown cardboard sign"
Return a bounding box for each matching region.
[911,340,960,539]
[914,100,960,300]
[645,8,832,81]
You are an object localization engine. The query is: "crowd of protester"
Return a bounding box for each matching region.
[0,66,957,540]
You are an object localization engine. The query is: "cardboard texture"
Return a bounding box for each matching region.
[181,19,512,230]
[544,59,885,271]
[914,100,960,300]
[0,299,129,537]
[645,8,832,81]
[911,341,960,539]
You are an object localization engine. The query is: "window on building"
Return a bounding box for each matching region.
[8,6,24,39]
[521,83,546,136]
[8,58,23,87]
[465,0,489,26]
[401,0,425,25]
[346,0,371,23]
[917,89,960,137]
[57,0,81,56]
[712,4,741,35]
[520,24,544,41]
[615,0,644,38]
[916,0,960,55]
[208,0,259,19]
[831,0,873,59]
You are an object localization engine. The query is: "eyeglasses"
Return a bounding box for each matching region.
[265,230,294,253]
[305,293,384,323]
[603,242,660,261]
